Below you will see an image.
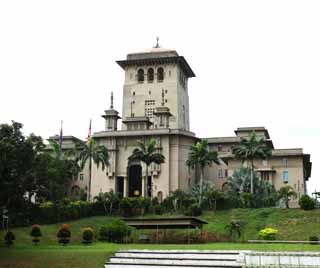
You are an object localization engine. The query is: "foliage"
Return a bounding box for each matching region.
[4,231,15,246]
[278,186,297,208]
[226,167,278,208]
[99,220,131,243]
[259,227,278,240]
[30,224,42,245]
[225,220,245,241]
[75,137,109,200]
[232,131,272,194]
[184,203,202,216]
[82,227,94,244]
[94,191,119,215]
[299,195,316,210]
[153,204,163,215]
[186,139,219,205]
[309,235,319,244]
[163,189,193,212]
[128,139,165,197]
[57,224,71,246]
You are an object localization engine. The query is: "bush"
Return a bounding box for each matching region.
[299,195,316,210]
[4,231,15,246]
[309,235,319,245]
[119,198,133,217]
[82,227,94,244]
[30,224,42,245]
[259,227,278,240]
[184,203,202,216]
[99,220,131,243]
[57,224,71,246]
[153,204,163,215]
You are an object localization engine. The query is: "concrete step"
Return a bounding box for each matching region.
[105,250,242,268]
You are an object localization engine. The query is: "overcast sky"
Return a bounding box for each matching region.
[0,0,319,193]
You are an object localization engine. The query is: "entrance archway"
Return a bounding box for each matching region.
[128,165,142,197]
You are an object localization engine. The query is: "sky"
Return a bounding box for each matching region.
[0,0,319,193]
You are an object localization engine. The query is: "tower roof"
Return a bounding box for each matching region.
[116,47,196,78]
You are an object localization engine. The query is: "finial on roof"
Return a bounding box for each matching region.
[110,92,114,109]
[161,89,165,106]
[154,36,160,48]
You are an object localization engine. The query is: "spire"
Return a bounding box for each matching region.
[154,36,160,48]
[110,92,114,109]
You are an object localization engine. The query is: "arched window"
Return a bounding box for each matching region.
[137,69,144,82]
[147,68,154,82]
[157,67,164,82]
[157,191,163,202]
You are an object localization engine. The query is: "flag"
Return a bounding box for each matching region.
[86,119,92,143]
[59,120,63,148]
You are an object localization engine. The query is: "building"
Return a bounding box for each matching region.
[56,45,312,207]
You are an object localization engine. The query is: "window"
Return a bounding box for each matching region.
[225,170,228,178]
[261,171,270,181]
[282,171,288,183]
[262,160,268,166]
[147,68,154,82]
[282,158,288,168]
[218,169,224,178]
[137,69,144,82]
[218,145,222,152]
[157,67,164,81]
[79,173,84,181]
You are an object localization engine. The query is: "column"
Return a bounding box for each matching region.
[123,176,128,197]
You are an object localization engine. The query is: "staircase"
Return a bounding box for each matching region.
[105,250,242,268]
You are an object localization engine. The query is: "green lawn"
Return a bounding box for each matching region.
[1,208,320,268]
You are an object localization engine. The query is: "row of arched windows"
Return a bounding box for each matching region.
[137,67,164,82]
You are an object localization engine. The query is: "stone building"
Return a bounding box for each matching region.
[57,46,312,207]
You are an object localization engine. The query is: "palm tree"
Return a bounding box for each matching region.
[75,137,109,201]
[186,139,219,206]
[128,139,165,198]
[232,131,272,194]
[48,139,63,160]
[278,186,297,208]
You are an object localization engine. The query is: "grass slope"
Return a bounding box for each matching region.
[1,208,320,268]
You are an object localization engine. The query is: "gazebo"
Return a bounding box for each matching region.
[122,217,208,244]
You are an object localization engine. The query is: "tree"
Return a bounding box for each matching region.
[186,139,219,206]
[232,131,272,194]
[75,137,109,201]
[0,122,44,209]
[128,139,165,198]
[94,190,119,215]
[278,186,297,208]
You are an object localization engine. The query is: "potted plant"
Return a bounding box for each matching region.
[30,224,42,245]
[57,224,71,246]
[4,231,15,246]
[82,227,94,244]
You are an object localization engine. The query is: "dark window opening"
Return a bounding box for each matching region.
[137,69,144,82]
[147,68,154,82]
[157,67,164,81]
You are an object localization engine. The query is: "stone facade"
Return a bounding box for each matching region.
[56,46,312,207]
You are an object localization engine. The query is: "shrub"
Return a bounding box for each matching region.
[309,235,319,245]
[184,203,202,216]
[259,227,278,240]
[82,227,94,244]
[30,224,42,245]
[99,220,131,243]
[119,198,133,217]
[225,220,245,241]
[299,195,316,210]
[153,204,163,215]
[4,231,15,246]
[57,224,71,246]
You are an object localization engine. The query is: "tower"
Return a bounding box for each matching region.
[116,44,195,131]
[101,92,121,131]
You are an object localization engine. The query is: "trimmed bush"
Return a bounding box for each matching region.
[82,227,94,244]
[153,204,163,215]
[4,231,15,246]
[99,220,131,243]
[30,224,42,245]
[57,224,71,246]
[309,235,319,245]
[299,195,316,210]
[259,227,278,240]
[184,203,202,216]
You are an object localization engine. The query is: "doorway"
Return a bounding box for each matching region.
[128,165,142,197]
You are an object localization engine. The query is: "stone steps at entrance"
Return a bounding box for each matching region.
[105,250,242,268]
